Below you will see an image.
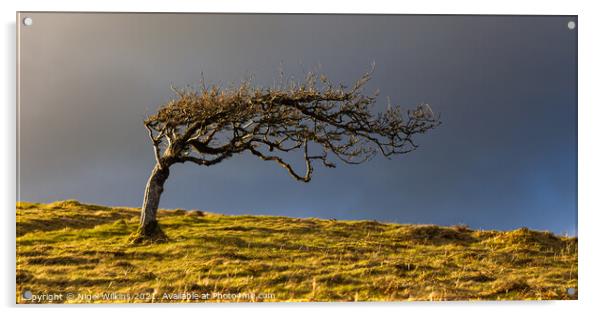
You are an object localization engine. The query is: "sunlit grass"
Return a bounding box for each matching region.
[16,200,577,303]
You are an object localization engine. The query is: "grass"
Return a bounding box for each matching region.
[16,200,578,303]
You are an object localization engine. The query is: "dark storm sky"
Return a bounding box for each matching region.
[18,13,577,235]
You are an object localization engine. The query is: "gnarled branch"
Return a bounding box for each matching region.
[144,68,441,182]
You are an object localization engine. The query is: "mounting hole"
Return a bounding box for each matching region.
[23,17,33,26]
[567,287,576,296]
[22,290,32,300]
[567,21,576,30]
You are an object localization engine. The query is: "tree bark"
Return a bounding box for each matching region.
[137,163,170,240]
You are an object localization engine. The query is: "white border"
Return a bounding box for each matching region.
[3,1,601,315]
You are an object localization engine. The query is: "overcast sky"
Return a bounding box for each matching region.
[18,13,577,234]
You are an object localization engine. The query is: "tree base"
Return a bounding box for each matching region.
[129,220,168,244]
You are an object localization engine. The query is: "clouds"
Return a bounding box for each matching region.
[18,13,577,234]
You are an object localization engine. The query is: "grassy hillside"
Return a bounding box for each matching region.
[16,200,577,303]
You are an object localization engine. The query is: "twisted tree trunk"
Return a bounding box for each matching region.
[133,163,170,242]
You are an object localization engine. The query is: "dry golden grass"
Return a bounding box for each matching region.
[16,200,577,303]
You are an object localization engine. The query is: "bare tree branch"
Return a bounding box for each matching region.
[144,122,165,169]
[144,68,441,182]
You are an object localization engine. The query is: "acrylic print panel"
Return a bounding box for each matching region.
[16,13,578,303]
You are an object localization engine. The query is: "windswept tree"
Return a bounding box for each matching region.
[132,68,440,242]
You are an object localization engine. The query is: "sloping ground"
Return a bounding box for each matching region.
[16,200,577,303]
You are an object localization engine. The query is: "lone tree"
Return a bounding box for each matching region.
[132,68,440,242]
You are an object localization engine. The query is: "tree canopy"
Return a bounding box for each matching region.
[144,69,441,182]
